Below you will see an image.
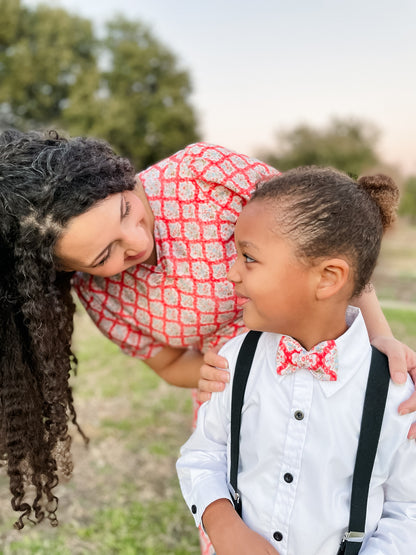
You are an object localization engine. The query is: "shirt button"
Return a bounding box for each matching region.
[273,531,283,541]
[294,410,304,420]
[191,504,197,514]
[284,472,293,483]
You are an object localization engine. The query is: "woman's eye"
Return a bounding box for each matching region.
[122,199,131,218]
[243,254,255,263]
[97,253,110,266]
[95,249,111,267]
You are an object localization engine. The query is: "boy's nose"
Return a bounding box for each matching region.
[227,261,240,283]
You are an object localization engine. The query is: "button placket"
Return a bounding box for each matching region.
[270,372,313,552]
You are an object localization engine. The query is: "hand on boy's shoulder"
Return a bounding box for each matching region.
[197,332,255,403]
[371,335,416,386]
[198,346,230,403]
[385,373,416,445]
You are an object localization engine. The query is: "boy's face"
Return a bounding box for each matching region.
[228,200,319,339]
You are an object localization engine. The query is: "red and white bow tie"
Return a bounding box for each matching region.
[276,336,338,381]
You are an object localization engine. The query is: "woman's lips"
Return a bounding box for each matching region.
[125,251,146,262]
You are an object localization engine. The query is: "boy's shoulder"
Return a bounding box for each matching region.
[218,331,280,379]
[384,375,414,430]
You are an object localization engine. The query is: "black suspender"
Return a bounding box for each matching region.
[337,347,390,555]
[229,331,390,555]
[230,330,262,517]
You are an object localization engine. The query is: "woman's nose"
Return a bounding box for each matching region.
[121,222,145,256]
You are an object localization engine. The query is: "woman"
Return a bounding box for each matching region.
[0,129,415,532]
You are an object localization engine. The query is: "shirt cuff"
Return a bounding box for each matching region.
[186,477,233,528]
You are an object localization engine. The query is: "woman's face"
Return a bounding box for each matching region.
[55,187,156,277]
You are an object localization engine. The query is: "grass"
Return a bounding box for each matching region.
[382,309,416,351]
[0,304,199,554]
[5,490,199,555]
[1,222,416,554]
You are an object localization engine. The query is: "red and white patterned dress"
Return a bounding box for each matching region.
[73,143,278,360]
[73,143,279,555]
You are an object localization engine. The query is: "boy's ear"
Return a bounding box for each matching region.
[315,258,351,300]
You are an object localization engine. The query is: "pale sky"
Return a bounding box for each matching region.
[24,0,416,174]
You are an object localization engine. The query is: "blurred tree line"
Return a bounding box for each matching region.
[0,0,199,168]
[260,119,416,222]
[399,176,416,223]
[1,0,415,219]
[261,118,380,177]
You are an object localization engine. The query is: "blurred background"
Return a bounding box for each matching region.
[0,1,415,553]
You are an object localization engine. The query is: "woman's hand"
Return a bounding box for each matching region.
[371,335,416,438]
[197,347,230,403]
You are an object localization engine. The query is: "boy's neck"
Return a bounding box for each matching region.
[288,303,349,351]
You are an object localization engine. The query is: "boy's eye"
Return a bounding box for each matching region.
[243,254,255,263]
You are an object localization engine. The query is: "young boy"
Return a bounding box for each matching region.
[177,167,416,555]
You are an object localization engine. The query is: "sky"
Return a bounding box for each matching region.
[24,0,416,174]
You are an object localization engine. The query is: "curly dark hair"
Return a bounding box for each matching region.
[0,129,136,528]
[252,166,399,297]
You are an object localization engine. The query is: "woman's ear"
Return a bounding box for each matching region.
[315,258,351,300]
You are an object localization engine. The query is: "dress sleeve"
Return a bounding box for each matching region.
[138,142,280,209]
[176,142,279,199]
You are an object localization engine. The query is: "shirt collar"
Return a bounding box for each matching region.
[316,306,371,396]
[268,306,371,397]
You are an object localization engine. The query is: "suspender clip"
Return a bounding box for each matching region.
[228,483,242,516]
[342,531,365,543]
[228,483,240,503]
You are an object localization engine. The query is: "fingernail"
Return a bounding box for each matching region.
[399,408,410,416]
[408,433,416,440]
[393,372,406,385]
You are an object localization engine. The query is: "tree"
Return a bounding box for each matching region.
[63,17,199,168]
[0,0,96,129]
[399,176,416,223]
[262,118,380,176]
[0,2,199,168]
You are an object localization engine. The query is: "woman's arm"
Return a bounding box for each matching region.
[352,287,416,437]
[145,346,204,388]
[353,287,416,383]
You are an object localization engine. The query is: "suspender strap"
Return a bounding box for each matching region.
[337,346,390,555]
[230,330,262,516]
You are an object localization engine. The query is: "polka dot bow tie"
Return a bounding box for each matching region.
[276,336,338,381]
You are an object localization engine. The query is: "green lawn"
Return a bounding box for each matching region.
[383,308,416,351]
[0,305,200,555]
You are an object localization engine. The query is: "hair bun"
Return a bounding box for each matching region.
[357,174,399,231]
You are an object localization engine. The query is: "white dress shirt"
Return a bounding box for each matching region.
[177,307,416,555]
